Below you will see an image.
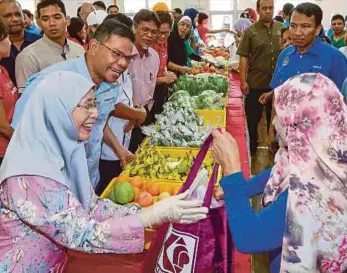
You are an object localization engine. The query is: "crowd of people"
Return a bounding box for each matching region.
[0,0,346,272]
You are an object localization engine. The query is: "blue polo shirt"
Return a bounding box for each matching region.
[271,37,347,90]
[12,55,120,188]
[25,23,43,37]
[0,30,41,86]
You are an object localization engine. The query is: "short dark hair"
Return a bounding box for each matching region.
[107,4,119,13]
[67,17,85,44]
[292,3,323,27]
[77,6,81,17]
[93,1,106,10]
[93,19,135,43]
[256,0,260,10]
[331,14,345,23]
[105,13,133,28]
[156,11,173,27]
[0,20,8,41]
[274,15,284,23]
[37,0,66,18]
[282,3,294,16]
[197,12,208,25]
[22,9,33,19]
[133,9,161,28]
[281,27,289,38]
[173,8,182,14]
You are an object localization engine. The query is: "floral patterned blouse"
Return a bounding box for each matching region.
[0,175,144,273]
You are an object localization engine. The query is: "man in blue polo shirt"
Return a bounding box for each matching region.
[267,3,347,153]
[12,20,146,188]
[0,0,41,86]
[271,3,347,91]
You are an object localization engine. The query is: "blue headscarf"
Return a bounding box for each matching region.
[184,8,199,29]
[0,71,95,209]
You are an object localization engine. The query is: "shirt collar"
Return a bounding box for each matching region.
[132,45,152,58]
[42,35,69,51]
[288,37,322,56]
[254,20,274,29]
[76,54,115,91]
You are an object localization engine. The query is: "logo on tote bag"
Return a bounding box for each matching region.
[155,225,199,273]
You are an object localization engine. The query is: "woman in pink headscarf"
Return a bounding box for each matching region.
[212,73,347,273]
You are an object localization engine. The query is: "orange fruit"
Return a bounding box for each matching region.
[129,176,143,189]
[160,184,173,195]
[137,191,153,207]
[134,187,140,201]
[116,174,129,183]
[147,182,160,196]
[141,179,149,191]
[173,185,181,195]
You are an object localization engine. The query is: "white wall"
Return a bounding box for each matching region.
[17,0,347,27]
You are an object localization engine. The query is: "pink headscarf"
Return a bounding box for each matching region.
[263,73,347,272]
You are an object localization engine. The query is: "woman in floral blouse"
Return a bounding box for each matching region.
[212,73,347,273]
[0,71,208,272]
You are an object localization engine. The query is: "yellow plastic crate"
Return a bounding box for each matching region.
[195,109,226,128]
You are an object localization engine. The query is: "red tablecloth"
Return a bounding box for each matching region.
[226,70,251,273]
[65,250,145,273]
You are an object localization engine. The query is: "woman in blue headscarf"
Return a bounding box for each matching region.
[183,8,204,55]
[0,71,207,271]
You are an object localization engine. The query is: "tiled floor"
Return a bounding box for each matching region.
[250,109,274,273]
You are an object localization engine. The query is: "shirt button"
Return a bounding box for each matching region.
[297,71,300,74]
[300,55,303,58]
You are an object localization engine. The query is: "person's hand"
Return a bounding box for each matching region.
[162,76,176,85]
[259,91,273,105]
[179,66,190,74]
[139,191,208,228]
[213,186,224,201]
[123,120,137,133]
[117,148,135,168]
[211,129,241,176]
[165,71,177,81]
[240,81,249,95]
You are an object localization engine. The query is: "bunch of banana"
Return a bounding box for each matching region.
[122,143,216,180]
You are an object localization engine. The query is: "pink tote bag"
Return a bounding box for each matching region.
[141,134,234,273]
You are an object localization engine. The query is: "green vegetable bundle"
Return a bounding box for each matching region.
[169,90,224,110]
[172,74,228,96]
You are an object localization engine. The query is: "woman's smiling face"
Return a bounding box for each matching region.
[72,89,98,141]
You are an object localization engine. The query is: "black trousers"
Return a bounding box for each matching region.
[245,88,272,155]
[150,84,169,120]
[128,84,168,154]
[96,159,122,196]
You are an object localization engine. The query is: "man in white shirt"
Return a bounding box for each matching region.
[15,0,85,93]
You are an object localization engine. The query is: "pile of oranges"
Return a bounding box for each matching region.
[113,175,181,208]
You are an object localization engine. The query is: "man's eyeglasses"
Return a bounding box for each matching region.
[98,41,135,63]
[137,25,158,36]
[77,99,98,113]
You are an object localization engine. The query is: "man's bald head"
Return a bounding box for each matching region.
[79,3,95,21]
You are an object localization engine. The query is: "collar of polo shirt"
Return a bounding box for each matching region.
[288,36,321,56]
[42,35,69,52]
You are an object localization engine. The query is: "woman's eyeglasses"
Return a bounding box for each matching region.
[77,99,98,113]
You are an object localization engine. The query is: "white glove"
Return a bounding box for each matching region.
[139,191,208,228]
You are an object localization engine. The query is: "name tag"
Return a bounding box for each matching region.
[312,65,322,69]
